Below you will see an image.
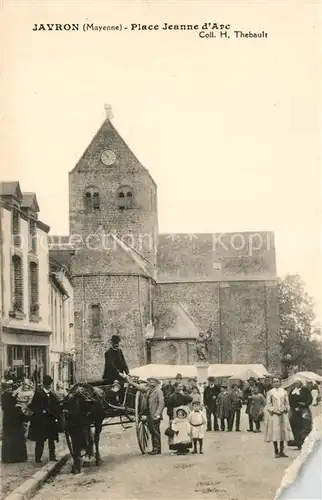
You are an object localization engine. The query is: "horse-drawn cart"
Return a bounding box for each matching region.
[62,378,152,473]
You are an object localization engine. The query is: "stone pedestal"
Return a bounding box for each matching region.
[195,363,209,406]
[195,363,209,383]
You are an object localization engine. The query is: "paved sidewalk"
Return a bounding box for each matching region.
[0,436,68,500]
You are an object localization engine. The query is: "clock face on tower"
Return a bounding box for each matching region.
[101,149,116,166]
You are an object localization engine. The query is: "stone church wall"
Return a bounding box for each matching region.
[154,280,280,372]
[72,273,151,381]
[150,339,195,365]
[66,117,280,378]
[154,282,221,361]
[219,281,280,372]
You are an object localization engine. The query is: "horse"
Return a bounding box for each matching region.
[62,383,106,474]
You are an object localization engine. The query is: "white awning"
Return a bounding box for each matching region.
[130,364,198,380]
[209,364,268,379]
[130,363,268,381]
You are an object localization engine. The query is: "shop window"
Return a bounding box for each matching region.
[7,345,46,382]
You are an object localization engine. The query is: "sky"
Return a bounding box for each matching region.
[1,1,321,321]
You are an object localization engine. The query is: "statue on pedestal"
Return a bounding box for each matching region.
[195,331,211,362]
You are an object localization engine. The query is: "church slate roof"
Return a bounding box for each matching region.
[153,303,200,340]
[48,233,153,277]
[49,249,75,270]
[157,231,276,281]
[48,236,76,271]
[110,233,150,275]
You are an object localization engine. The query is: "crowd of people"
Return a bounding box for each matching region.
[131,372,320,458]
[1,359,320,466]
[161,373,273,435]
[1,371,67,464]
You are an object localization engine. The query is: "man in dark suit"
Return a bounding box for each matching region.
[102,335,129,384]
[162,380,174,408]
[203,376,220,431]
[28,375,61,463]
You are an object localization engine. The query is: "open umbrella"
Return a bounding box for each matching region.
[229,368,260,381]
[295,371,322,382]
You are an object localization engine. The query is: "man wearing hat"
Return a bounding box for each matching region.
[126,375,164,455]
[174,373,187,392]
[28,375,61,462]
[243,377,257,431]
[203,376,220,431]
[103,335,129,384]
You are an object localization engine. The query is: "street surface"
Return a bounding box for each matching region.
[33,412,300,500]
[0,436,67,499]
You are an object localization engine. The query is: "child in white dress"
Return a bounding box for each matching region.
[188,401,207,454]
[190,386,201,405]
[171,406,192,455]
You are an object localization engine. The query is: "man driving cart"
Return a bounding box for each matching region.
[102,335,129,385]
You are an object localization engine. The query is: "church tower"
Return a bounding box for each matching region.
[69,105,158,266]
[69,107,157,380]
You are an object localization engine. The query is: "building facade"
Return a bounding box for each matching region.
[49,257,75,388]
[51,115,281,380]
[0,182,51,382]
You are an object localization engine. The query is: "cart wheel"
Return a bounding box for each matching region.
[135,391,153,454]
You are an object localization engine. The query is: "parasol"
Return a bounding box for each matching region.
[229,368,261,381]
[295,371,322,383]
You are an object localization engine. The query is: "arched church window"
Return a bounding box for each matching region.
[85,192,92,210]
[117,186,133,210]
[93,192,100,210]
[126,191,133,209]
[118,192,125,210]
[84,187,100,211]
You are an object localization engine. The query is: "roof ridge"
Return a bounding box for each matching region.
[69,118,157,187]
[107,120,157,187]
[154,302,199,339]
[111,233,151,265]
[178,302,200,330]
[110,234,148,274]
[69,119,108,174]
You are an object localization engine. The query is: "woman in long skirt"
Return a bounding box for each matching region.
[1,381,27,463]
[288,379,313,450]
[264,376,293,458]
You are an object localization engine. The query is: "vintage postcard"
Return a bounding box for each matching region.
[0,1,321,499]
